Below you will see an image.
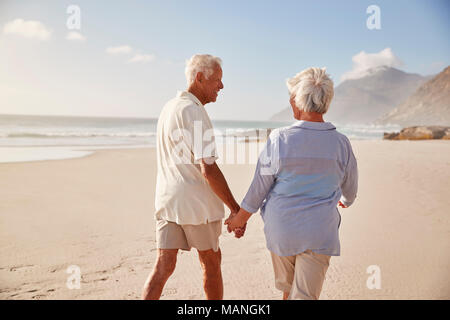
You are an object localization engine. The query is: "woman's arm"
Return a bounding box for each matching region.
[240,135,278,213]
[225,136,278,233]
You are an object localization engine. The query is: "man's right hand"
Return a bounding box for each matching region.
[226,211,238,233]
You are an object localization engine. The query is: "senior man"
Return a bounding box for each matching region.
[226,67,358,300]
[142,54,243,300]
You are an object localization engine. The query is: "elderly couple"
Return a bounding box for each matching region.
[141,54,358,300]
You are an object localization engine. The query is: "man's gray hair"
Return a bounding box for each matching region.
[286,67,334,114]
[185,54,222,86]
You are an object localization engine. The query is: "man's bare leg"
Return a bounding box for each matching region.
[198,248,223,300]
[283,292,289,300]
[142,249,178,300]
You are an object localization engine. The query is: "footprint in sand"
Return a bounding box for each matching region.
[93,277,109,282]
[9,264,35,272]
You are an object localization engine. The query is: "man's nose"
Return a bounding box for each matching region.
[219,81,224,90]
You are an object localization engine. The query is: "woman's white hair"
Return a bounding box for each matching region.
[185,54,222,86]
[286,67,334,114]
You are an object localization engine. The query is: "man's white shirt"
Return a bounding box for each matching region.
[154,91,224,225]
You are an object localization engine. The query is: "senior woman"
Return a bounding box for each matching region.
[225,67,358,300]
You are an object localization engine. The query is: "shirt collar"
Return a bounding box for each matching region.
[291,120,336,131]
[177,91,203,107]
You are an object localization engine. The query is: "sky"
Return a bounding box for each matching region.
[0,0,449,121]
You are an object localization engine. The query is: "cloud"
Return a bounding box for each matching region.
[127,54,156,64]
[106,45,133,55]
[2,18,51,41]
[106,45,155,64]
[341,48,403,82]
[66,31,86,41]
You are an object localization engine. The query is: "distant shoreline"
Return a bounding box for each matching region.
[3,138,449,165]
[0,145,151,164]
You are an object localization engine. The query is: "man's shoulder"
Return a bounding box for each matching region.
[162,96,201,119]
[165,95,196,109]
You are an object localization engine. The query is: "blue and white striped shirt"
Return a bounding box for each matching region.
[241,120,358,257]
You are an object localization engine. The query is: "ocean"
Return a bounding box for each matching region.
[0,114,401,163]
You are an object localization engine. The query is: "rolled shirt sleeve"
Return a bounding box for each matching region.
[339,147,358,207]
[241,132,279,213]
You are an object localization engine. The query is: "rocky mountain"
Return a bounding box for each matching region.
[383,126,450,140]
[377,66,450,126]
[270,66,430,124]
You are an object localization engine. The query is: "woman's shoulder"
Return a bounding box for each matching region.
[267,126,291,146]
[333,130,355,155]
[334,129,352,144]
[269,124,294,139]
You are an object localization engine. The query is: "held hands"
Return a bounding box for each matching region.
[225,209,252,239]
[233,223,247,239]
[226,210,247,238]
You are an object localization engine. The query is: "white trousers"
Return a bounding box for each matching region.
[271,250,331,300]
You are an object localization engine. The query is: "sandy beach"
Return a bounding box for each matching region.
[1,140,449,300]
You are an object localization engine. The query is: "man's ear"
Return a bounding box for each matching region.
[195,71,204,84]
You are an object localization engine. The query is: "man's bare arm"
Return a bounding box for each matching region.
[200,160,240,213]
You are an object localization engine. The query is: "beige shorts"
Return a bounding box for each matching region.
[271,250,331,300]
[156,218,222,252]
